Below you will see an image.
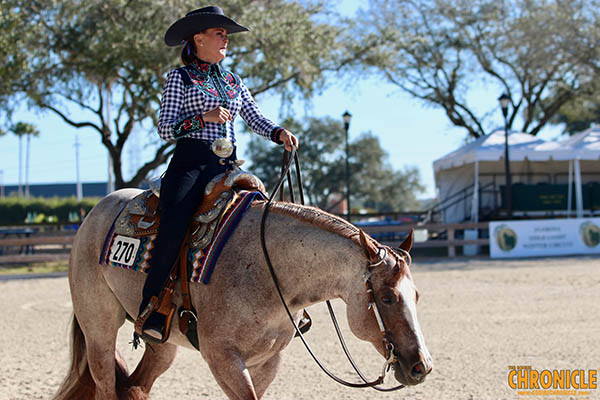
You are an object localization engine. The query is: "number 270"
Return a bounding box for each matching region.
[113,240,135,264]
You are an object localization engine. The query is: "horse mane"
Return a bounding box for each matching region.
[267,202,409,276]
[267,202,362,245]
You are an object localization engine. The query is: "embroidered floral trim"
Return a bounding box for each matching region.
[184,59,241,100]
[172,114,205,139]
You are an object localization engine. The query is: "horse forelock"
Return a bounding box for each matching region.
[386,247,410,282]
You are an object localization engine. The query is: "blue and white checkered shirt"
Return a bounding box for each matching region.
[158,59,282,144]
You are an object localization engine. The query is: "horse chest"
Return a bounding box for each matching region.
[242,330,293,367]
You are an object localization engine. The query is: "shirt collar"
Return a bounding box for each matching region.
[191,57,223,76]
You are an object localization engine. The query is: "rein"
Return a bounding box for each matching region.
[259,148,405,391]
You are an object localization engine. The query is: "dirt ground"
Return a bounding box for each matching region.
[1,255,599,400]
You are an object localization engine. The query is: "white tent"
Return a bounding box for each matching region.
[433,129,600,223]
[557,126,600,217]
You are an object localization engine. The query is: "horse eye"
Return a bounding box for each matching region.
[381,295,395,305]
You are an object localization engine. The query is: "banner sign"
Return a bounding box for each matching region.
[489,218,600,258]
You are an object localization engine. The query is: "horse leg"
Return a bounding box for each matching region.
[249,354,283,399]
[76,298,127,400]
[69,261,128,399]
[207,353,259,400]
[128,341,178,394]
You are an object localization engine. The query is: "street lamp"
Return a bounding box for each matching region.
[342,111,352,220]
[498,93,512,218]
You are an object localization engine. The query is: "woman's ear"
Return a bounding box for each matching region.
[193,33,204,47]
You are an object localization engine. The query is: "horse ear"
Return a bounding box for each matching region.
[359,229,379,262]
[398,228,413,253]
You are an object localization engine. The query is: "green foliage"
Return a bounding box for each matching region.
[554,96,600,135]
[9,122,39,137]
[0,197,98,225]
[1,0,357,189]
[552,78,600,134]
[247,117,424,212]
[359,0,599,138]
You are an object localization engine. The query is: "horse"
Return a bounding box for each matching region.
[53,188,433,400]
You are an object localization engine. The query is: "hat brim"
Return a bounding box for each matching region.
[164,13,249,47]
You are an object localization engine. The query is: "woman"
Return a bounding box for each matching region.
[136,6,299,340]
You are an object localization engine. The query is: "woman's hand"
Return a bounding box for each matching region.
[279,129,299,152]
[203,106,232,124]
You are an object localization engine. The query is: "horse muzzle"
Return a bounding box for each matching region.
[392,352,433,386]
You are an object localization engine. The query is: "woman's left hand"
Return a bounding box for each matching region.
[280,129,299,152]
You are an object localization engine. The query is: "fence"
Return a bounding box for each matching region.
[0,221,491,264]
[360,221,490,257]
[0,229,75,264]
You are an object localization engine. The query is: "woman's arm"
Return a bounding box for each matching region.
[158,69,206,140]
[238,81,298,149]
[238,81,282,143]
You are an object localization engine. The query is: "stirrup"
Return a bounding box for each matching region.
[134,295,176,344]
[295,310,312,337]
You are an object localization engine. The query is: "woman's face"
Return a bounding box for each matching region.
[194,28,229,64]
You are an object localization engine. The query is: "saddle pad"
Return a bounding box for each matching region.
[99,191,264,283]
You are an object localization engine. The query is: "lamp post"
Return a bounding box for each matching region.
[498,93,512,218]
[342,111,352,220]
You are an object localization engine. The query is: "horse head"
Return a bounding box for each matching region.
[346,229,433,386]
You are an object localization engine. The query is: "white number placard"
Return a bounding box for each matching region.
[108,235,141,266]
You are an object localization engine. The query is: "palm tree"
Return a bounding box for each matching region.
[0,128,5,199]
[10,122,40,198]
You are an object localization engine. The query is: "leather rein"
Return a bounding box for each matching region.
[259,149,405,391]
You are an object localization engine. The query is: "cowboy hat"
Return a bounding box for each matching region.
[164,6,249,47]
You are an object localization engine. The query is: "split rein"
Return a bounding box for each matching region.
[259,148,405,391]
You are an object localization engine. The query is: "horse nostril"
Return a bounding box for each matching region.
[411,361,429,379]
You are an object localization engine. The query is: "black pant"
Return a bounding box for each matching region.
[141,138,236,305]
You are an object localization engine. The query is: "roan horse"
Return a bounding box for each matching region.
[53,188,433,399]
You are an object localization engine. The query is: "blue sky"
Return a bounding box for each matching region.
[0,0,565,199]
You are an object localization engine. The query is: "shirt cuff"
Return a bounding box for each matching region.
[172,114,205,139]
[270,127,284,144]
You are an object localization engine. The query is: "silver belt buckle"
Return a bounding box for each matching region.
[211,138,234,158]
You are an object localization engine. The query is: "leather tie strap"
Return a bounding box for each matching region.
[178,228,200,350]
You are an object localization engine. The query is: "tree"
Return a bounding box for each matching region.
[359,0,598,139]
[1,0,358,189]
[246,116,424,212]
[551,77,600,134]
[553,94,600,135]
[10,122,40,198]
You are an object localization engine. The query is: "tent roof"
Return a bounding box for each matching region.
[433,127,600,173]
[433,130,546,172]
[558,126,600,160]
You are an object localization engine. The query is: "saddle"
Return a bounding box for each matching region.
[122,168,267,347]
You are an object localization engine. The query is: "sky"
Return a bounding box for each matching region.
[0,0,566,199]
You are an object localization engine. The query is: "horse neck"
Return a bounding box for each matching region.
[255,204,367,308]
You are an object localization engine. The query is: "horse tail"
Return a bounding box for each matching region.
[53,315,139,400]
[52,314,95,400]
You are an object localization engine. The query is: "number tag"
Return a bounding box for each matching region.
[108,235,141,267]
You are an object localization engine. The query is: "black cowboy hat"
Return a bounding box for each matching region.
[164,6,249,47]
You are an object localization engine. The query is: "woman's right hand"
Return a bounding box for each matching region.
[203,106,232,124]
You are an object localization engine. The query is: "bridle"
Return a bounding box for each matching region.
[259,148,406,391]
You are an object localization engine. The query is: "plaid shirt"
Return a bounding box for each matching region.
[157,59,281,144]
